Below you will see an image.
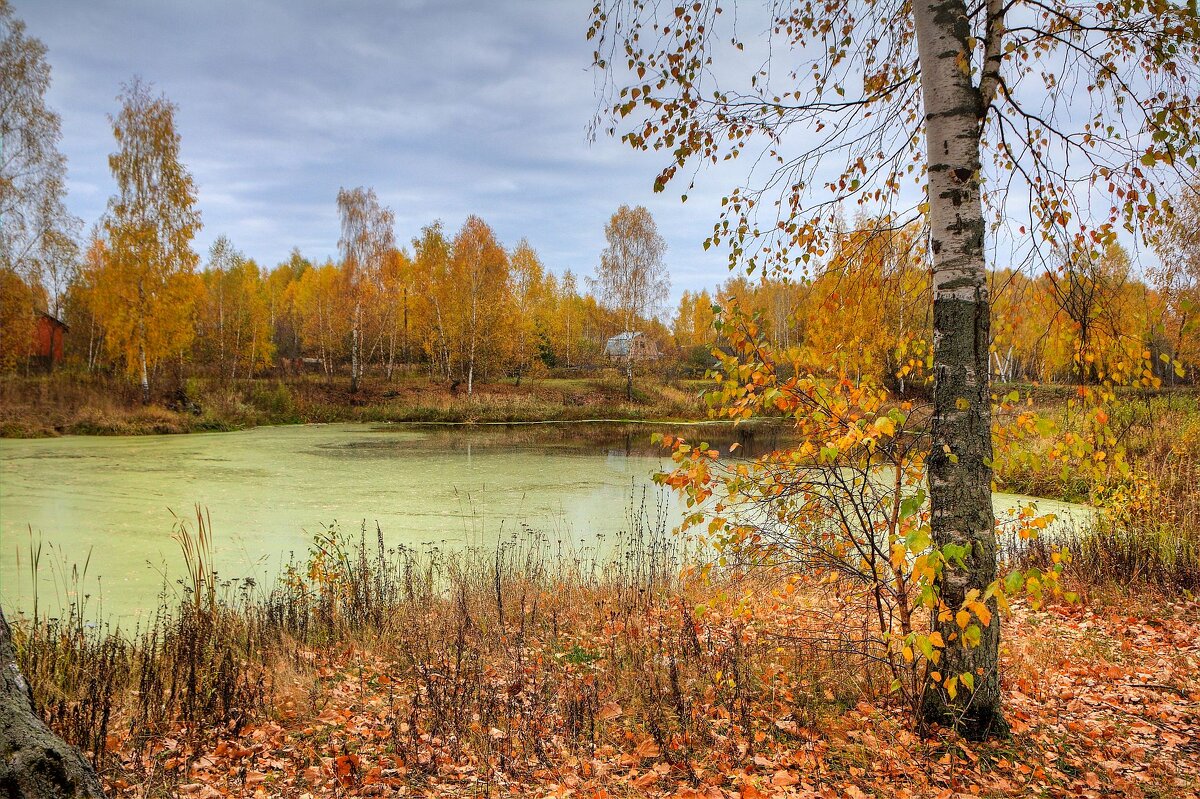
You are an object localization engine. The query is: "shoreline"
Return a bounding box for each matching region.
[1,413,762,440]
[0,372,721,439]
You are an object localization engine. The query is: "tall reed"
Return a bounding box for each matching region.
[9,493,874,788]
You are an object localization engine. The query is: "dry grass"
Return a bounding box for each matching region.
[0,371,712,437]
[12,521,1199,798]
[9,509,885,785]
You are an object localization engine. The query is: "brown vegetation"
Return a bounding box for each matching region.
[9,515,1199,798]
[0,372,711,438]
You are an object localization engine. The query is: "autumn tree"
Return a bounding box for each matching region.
[0,0,79,318]
[804,220,929,388]
[196,239,273,379]
[988,268,1039,383]
[451,215,511,395]
[411,222,455,381]
[266,249,310,365]
[594,204,669,399]
[99,77,201,401]
[672,288,720,375]
[294,260,348,377]
[0,265,36,370]
[377,247,413,379]
[1045,242,1132,384]
[591,0,1200,738]
[510,239,548,384]
[1153,181,1200,380]
[65,231,110,372]
[595,205,669,333]
[337,186,395,393]
[672,289,717,348]
[558,269,582,368]
[197,236,238,376]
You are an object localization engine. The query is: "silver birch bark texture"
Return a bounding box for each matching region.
[350,300,361,394]
[913,0,1006,738]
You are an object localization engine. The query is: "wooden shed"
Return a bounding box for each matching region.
[604,331,660,362]
[31,311,68,367]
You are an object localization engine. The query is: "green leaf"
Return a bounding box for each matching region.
[900,490,926,520]
[905,525,932,552]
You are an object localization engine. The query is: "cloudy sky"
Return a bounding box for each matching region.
[18,0,745,301]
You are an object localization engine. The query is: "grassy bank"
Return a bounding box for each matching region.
[0,371,713,437]
[9,513,1199,799]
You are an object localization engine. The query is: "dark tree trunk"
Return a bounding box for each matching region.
[0,609,106,798]
[914,0,1007,739]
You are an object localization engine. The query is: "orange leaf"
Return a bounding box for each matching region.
[597,701,623,722]
[635,737,662,759]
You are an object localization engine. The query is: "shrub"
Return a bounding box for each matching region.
[249,381,297,421]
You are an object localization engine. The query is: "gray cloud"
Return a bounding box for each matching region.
[18,0,742,305]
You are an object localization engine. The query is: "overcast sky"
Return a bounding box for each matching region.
[17,0,747,301]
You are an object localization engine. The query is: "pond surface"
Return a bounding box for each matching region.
[0,422,1086,621]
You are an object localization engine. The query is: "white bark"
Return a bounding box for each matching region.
[914,0,1006,738]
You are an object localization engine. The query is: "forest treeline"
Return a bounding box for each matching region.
[677,213,1200,389]
[6,201,1200,392]
[2,0,1198,395]
[18,205,684,393]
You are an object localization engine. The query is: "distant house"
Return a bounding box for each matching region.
[30,311,68,368]
[280,356,327,374]
[604,331,660,362]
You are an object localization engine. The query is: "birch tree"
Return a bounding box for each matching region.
[378,247,413,379]
[559,269,580,368]
[594,205,669,332]
[450,215,510,395]
[1046,242,1131,384]
[0,0,79,311]
[1152,181,1200,380]
[590,0,1200,738]
[266,249,310,364]
[101,77,201,402]
[412,222,455,381]
[510,239,547,385]
[593,204,669,399]
[199,235,238,376]
[337,186,395,394]
[294,260,347,377]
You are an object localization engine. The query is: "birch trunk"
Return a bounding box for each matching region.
[386,332,395,381]
[565,310,572,369]
[138,330,149,404]
[350,300,361,394]
[217,280,225,377]
[137,280,150,403]
[914,0,1006,739]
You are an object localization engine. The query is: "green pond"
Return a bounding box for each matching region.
[0,422,1087,621]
